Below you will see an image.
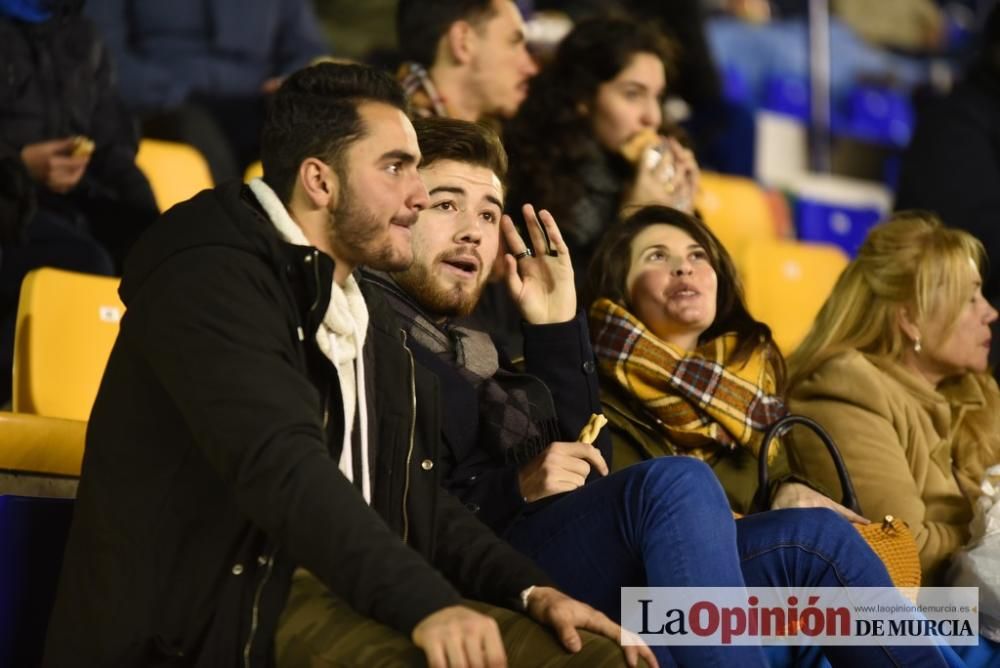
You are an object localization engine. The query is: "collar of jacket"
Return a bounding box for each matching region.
[361,274,410,341]
[232,185,338,341]
[866,352,985,411]
[865,352,990,458]
[120,181,338,337]
[277,241,334,342]
[940,372,989,411]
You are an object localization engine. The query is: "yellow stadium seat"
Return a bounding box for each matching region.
[244,160,263,182]
[135,139,214,211]
[696,171,778,262]
[0,412,85,478]
[12,268,123,422]
[738,239,848,354]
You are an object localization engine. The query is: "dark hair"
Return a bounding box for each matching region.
[260,62,408,204]
[585,205,786,391]
[504,16,674,239]
[397,0,496,67]
[412,117,508,189]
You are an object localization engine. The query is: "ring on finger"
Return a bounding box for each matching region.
[514,249,534,260]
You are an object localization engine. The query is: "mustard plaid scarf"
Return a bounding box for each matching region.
[589,298,786,461]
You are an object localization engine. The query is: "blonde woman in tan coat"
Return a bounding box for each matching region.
[787,212,1000,585]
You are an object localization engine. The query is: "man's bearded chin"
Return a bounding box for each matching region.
[325,195,414,272]
[392,262,484,319]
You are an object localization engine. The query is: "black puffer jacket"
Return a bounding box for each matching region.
[43,181,550,667]
[0,0,156,259]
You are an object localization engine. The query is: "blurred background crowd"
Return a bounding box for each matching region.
[4,0,998,403]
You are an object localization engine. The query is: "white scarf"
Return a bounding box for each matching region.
[249,178,371,504]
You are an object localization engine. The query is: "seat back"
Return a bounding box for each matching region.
[135,138,214,211]
[739,239,848,354]
[761,73,810,120]
[0,495,74,668]
[840,85,914,148]
[696,172,777,262]
[0,412,86,481]
[12,268,123,421]
[795,197,882,258]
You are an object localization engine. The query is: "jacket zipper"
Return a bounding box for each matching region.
[306,249,322,314]
[242,548,277,668]
[241,250,322,666]
[400,329,417,544]
[323,383,330,430]
[304,249,329,431]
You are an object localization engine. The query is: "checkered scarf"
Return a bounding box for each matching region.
[397,61,449,119]
[364,270,560,465]
[589,298,786,461]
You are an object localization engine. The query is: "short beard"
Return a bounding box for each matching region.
[392,258,484,318]
[326,172,413,273]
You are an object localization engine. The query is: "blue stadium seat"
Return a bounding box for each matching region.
[721,64,752,106]
[837,86,914,148]
[0,495,73,668]
[761,73,810,121]
[795,197,882,257]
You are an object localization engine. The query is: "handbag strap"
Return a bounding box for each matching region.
[751,414,862,514]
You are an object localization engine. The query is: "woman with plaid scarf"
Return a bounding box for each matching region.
[585,205,862,518]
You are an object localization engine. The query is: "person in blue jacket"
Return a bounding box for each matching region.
[85,0,329,182]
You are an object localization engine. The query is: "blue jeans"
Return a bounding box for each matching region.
[504,457,948,668]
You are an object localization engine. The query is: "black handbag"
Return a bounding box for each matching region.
[751,414,858,513]
[750,414,922,588]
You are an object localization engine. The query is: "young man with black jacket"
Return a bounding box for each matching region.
[42,62,651,668]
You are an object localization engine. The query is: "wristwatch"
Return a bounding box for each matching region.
[519,585,536,611]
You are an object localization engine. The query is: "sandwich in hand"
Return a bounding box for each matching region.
[619,128,660,167]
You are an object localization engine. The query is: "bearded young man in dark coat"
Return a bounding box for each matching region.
[43,63,653,668]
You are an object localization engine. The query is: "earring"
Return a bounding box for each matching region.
[914,338,922,354]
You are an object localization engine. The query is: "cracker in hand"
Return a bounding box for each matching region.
[576,413,608,445]
[71,136,95,157]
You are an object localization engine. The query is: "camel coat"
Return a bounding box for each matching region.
[788,350,1000,584]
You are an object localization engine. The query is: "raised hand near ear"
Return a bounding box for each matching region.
[501,204,576,325]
